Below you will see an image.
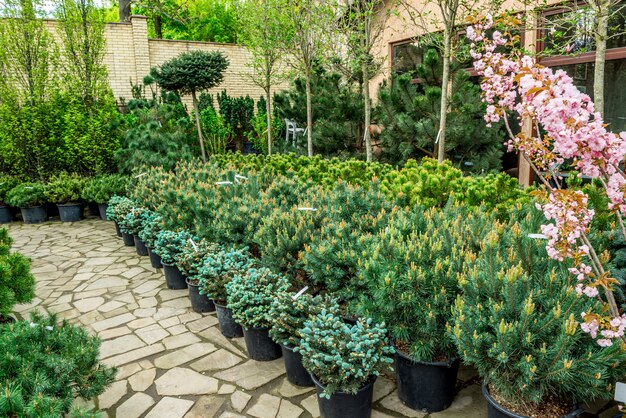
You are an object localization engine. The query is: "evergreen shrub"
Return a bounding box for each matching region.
[44,173,85,204]
[198,246,255,304]
[0,175,20,206]
[82,174,128,204]
[6,183,47,208]
[0,228,35,318]
[152,230,195,265]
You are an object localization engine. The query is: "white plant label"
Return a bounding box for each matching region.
[135,172,147,178]
[0,183,4,186]
[235,174,249,181]
[189,238,198,251]
[527,233,548,239]
[45,326,54,331]
[297,207,317,212]
[24,187,33,189]
[292,286,309,300]
[215,181,233,186]
[615,382,626,403]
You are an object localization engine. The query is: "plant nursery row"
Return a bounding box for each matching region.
[92,154,626,418]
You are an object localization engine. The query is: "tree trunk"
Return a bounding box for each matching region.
[265,86,272,156]
[305,75,313,157]
[191,91,207,162]
[154,14,163,39]
[437,33,452,163]
[119,0,131,22]
[593,4,608,117]
[362,61,372,162]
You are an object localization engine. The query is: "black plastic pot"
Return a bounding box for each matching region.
[88,202,99,217]
[187,280,215,313]
[121,231,135,246]
[243,327,282,361]
[243,141,255,155]
[0,206,12,224]
[482,384,583,418]
[98,203,109,221]
[312,374,376,418]
[162,262,188,289]
[114,222,122,237]
[281,344,314,387]
[57,203,83,222]
[21,206,47,224]
[147,247,163,269]
[133,234,149,256]
[395,348,460,412]
[215,302,244,338]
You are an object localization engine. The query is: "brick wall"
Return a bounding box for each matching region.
[95,15,278,107]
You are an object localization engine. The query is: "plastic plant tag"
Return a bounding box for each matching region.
[24,187,33,190]
[615,382,626,403]
[235,174,249,181]
[135,172,147,178]
[528,233,548,239]
[297,207,317,212]
[292,286,309,300]
[189,238,198,251]
[45,326,54,331]
[215,181,233,186]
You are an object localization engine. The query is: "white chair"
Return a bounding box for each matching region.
[285,119,307,146]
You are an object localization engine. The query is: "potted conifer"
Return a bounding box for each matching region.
[176,238,219,313]
[138,212,164,268]
[0,175,19,224]
[153,230,194,289]
[121,207,152,256]
[270,293,339,386]
[45,173,85,222]
[198,246,255,338]
[6,182,48,224]
[226,267,290,361]
[452,220,626,418]
[82,174,128,220]
[0,228,35,323]
[106,196,134,242]
[298,310,394,418]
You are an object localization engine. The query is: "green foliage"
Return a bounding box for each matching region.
[200,104,231,155]
[357,205,495,362]
[247,100,283,154]
[269,293,339,347]
[44,172,85,204]
[274,69,364,156]
[6,182,47,208]
[375,49,504,171]
[217,90,254,148]
[82,174,129,204]
[451,216,626,411]
[0,313,116,417]
[151,51,229,96]
[152,229,195,265]
[119,206,151,235]
[0,175,20,206]
[176,238,219,282]
[138,212,163,248]
[115,102,196,174]
[298,311,394,398]
[198,246,255,304]
[226,267,290,329]
[105,195,134,223]
[0,228,35,317]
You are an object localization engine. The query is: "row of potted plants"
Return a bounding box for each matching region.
[102,158,626,418]
[0,173,127,224]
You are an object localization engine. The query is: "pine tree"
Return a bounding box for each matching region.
[375,48,504,171]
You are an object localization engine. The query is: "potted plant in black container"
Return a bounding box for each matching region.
[45,173,85,222]
[298,310,393,418]
[139,212,164,268]
[452,221,626,418]
[6,183,48,224]
[176,238,220,313]
[0,176,19,224]
[153,229,194,289]
[122,207,152,256]
[270,293,339,387]
[82,174,128,220]
[106,196,134,238]
[227,267,290,361]
[198,246,255,338]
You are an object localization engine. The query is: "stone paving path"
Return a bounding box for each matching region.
[8,218,491,418]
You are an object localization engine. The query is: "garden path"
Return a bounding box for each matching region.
[9,218,488,418]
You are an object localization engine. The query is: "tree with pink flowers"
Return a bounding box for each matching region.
[468,13,626,346]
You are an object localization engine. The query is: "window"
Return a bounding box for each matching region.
[392,40,423,76]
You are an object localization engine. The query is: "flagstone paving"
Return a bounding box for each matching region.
[8,218,494,418]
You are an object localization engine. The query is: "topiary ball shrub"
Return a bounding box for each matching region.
[0,313,116,417]
[197,246,256,304]
[105,196,134,223]
[44,173,85,204]
[6,183,47,208]
[152,230,195,265]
